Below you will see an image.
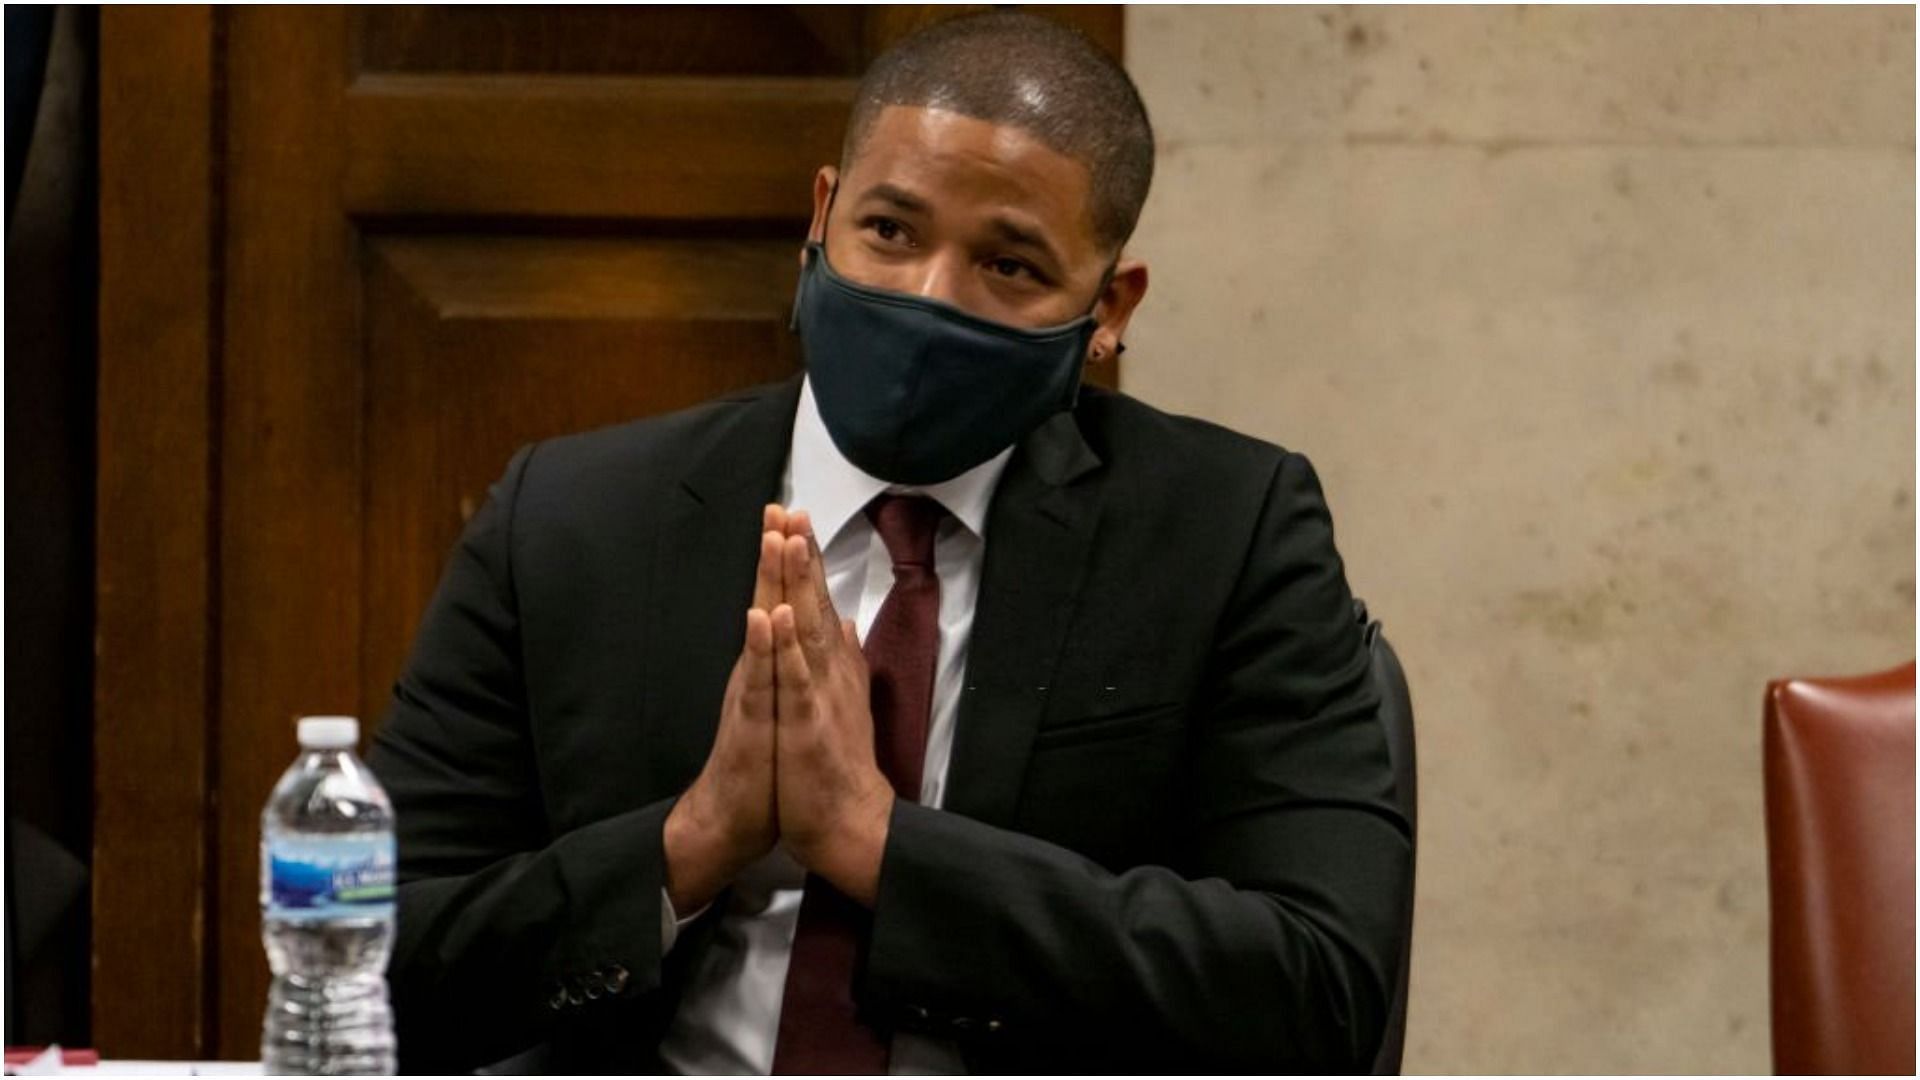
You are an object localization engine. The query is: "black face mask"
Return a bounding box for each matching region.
[790,240,1100,485]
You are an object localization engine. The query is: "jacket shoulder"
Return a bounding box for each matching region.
[1075,386,1294,486]
[512,378,796,503]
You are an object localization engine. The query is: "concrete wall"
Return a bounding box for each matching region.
[1122,7,1914,1073]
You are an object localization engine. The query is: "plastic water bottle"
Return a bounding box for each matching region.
[261,716,398,1075]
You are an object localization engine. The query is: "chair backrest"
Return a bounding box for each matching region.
[1764,661,1915,1075]
[1355,600,1417,1075]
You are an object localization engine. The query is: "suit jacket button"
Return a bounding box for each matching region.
[565,978,585,1006]
[547,984,567,1011]
[985,1019,1005,1034]
[584,978,603,1001]
[952,1016,976,1032]
[908,1004,930,1022]
[604,964,630,994]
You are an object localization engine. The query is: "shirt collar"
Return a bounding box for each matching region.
[788,375,1014,549]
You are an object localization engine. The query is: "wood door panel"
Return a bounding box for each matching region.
[213,7,360,1057]
[95,9,217,1058]
[353,7,1120,78]
[360,235,801,724]
[356,6,868,76]
[346,75,853,219]
[370,233,807,318]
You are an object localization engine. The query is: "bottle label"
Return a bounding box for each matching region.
[265,834,396,921]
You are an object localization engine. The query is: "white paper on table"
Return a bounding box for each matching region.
[4,1045,62,1076]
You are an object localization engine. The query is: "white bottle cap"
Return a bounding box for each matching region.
[297,716,360,749]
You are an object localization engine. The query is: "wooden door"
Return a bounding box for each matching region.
[96,4,1123,1060]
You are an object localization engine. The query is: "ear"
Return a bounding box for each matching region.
[802,165,840,265]
[1086,256,1149,366]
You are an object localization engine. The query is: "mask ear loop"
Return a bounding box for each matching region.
[1089,258,1129,358]
[819,180,840,246]
[788,259,807,333]
[791,181,842,333]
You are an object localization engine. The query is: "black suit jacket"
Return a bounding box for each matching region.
[368,375,1412,1074]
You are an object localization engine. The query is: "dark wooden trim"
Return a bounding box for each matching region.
[344,74,856,220]
[93,4,217,1060]
[211,7,364,1059]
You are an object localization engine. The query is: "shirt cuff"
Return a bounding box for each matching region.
[660,886,712,954]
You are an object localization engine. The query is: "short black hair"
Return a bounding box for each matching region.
[841,11,1155,254]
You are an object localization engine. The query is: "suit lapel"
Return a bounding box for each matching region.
[643,377,802,769]
[942,408,1105,828]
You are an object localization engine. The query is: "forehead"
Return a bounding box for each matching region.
[843,105,1100,255]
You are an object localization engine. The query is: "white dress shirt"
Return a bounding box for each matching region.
[656,377,1013,1075]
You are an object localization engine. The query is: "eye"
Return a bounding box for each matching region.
[862,216,911,246]
[988,256,1036,280]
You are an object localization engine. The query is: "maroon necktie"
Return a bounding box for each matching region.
[771,494,945,1075]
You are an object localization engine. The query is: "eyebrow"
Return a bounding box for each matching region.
[857,182,932,216]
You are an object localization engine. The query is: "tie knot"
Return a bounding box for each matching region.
[865,494,945,568]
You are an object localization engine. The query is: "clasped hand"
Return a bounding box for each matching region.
[663,505,896,915]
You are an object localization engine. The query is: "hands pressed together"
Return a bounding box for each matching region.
[663,505,897,916]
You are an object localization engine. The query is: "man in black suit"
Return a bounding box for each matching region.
[369,12,1410,1075]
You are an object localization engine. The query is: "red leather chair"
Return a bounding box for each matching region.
[1764,662,1915,1075]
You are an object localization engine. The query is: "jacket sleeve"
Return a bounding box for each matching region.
[860,451,1412,1072]
[367,444,677,1074]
